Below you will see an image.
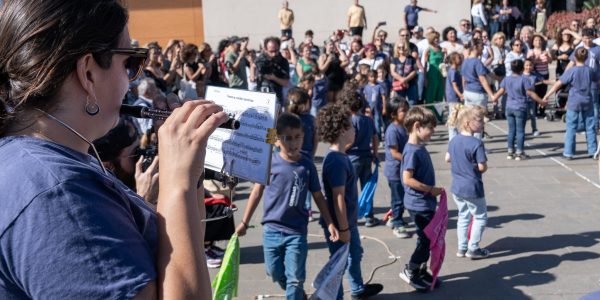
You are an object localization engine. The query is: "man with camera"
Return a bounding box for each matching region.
[255,37,290,107]
[225,36,250,90]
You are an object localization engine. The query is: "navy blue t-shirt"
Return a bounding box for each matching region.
[384,123,408,181]
[404,5,423,26]
[462,57,490,94]
[569,45,600,90]
[363,83,386,113]
[500,75,534,111]
[299,113,316,158]
[448,134,487,199]
[401,143,437,212]
[262,152,321,235]
[321,151,359,229]
[445,68,463,103]
[0,136,156,299]
[312,77,329,109]
[347,114,377,160]
[559,65,600,112]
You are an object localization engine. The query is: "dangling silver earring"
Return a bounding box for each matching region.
[85,95,100,116]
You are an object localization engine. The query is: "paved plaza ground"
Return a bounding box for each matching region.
[209,114,600,299]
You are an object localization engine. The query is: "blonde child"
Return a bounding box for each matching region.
[445,105,490,259]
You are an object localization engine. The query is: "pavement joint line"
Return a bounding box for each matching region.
[487,121,600,190]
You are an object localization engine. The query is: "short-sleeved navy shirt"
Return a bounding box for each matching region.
[404,5,423,26]
[448,134,487,199]
[299,113,316,158]
[347,114,377,160]
[321,151,359,229]
[569,45,600,90]
[262,152,320,235]
[312,77,329,109]
[384,123,408,181]
[559,65,599,112]
[462,57,490,94]
[445,68,463,103]
[500,75,534,111]
[0,136,156,299]
[401,143,437,212]
[363,83,386,113]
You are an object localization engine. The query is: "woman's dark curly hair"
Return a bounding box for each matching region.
[317,103,351,144]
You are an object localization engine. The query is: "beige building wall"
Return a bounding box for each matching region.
[203,0,471,48]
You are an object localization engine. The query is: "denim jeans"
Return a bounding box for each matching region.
[527,101,538,132]
[453,194,488,251]
[323,226,365,299]
[564,109,598,157]
[388,180,407,227]
[505,108,527,154]
[397,83,418,107]
[464,91,489,139]
[592,89,599,131]
[350,156,374,217]
[263,226,308,300]
[408,210,434,265]
[373,111,384,141]
[417,71,425,103]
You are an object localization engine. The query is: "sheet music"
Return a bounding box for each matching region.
[204,86,277,185]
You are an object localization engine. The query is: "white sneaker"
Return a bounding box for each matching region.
[533,131,540,137]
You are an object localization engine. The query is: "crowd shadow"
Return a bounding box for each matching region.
[486,231,600,259]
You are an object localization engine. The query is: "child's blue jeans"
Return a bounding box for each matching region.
[350,156,374,218]
[323,226,365,299]
[408,210,434,266]
[564,109,598,157]
[505,108,527,154]
[527,101,538,132]
[373,111,384,141]
[453,194,488,251]
[263,226,308,300]
[388,180,407,228]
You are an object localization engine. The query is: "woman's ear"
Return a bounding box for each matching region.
[75,54,99,100]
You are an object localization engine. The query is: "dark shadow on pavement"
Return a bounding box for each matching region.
[446,213,543,230]
[486,231,600,259]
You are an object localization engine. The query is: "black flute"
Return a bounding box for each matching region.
[120,104,240,130]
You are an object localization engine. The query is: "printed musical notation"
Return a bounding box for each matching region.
[204,86,277,185]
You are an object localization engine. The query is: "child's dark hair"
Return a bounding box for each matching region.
[448,52,463,67]
[367,69,377,78]
[338,85,365,113]
[510,59,524,74]
[404,106,437,133]
[574,47,588,63]
[317,103,351,143]
[582,28,596,38]
[276,112,303,134]
[299,71,315,83]
[287,87,311,115]
[388,97,410,120]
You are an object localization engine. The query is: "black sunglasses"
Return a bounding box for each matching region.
[111,48,148,81]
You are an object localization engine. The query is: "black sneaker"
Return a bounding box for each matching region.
[466,248,490,260]
[419,264,441,288]
[399,265,430,291]
[350,283,383,299]
[364,217,380,227]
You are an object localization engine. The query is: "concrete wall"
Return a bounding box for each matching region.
[203,0,471,49]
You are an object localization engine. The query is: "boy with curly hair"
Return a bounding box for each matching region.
[317,103,383,300]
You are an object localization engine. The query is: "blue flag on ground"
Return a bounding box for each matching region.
[309,244,349,300]
[358,164,378,218]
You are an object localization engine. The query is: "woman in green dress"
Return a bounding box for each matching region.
[423,31,446,120]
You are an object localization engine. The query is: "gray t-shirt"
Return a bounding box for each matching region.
[225,51,248,89]
[0,136,156,299]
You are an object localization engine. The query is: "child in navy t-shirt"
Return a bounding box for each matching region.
[316,103,383,299]
[344,87,380,227]
[492,60,547,160]
[544,47,600,159]
[235,113,339,299]
[363,70,388,140]
[383,98,411,238]
[399,106,443,291]
[445,52,464,141]
[445,105,490,259]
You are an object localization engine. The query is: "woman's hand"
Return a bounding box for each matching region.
[157,100,229,189]
[135,155,159,204]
